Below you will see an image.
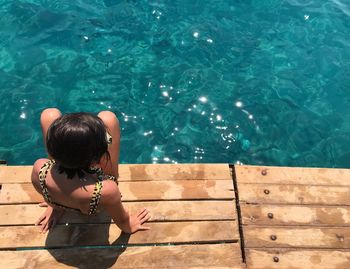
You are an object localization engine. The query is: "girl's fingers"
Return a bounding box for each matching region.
[137,208,148,217]
[139,225,151,231]
[137,208,149,219]
[140,212,151,223]
[35,214,46,226]
[35,218,42,226]
[41,221,48,233]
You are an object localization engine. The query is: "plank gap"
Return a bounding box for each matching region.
[246,246,350,250]
[120,198,236,202]
[0,198,236,205]
[239,182,350,187]
[243,204,350,209]
[240,202,350,206]
[243,224,350,229]
[243,224,350,228]
[230,164,246,264]
[0,218,238,227]
[246,247,350,251]
[1,240,240,251]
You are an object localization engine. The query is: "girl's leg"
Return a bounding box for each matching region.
[40,108,62,158]
[98,111,120,178]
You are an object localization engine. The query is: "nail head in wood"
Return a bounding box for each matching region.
[264,189,270,195]
[273,256,279,262]
[270,235,277,241]
[268,213,274,219]
[261,169,267,175]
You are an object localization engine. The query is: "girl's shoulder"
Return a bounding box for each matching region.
[100,179,121,205]
[33,158,51,174]
[31,158,51,192]
[32,158,52,183]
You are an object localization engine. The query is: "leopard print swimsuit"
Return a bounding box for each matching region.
[38,159,117,215]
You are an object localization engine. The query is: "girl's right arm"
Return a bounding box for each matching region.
[100,181,151,234]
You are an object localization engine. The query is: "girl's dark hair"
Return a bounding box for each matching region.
[46,112,110,179]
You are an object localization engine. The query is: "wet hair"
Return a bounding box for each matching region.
[46,112,110,179]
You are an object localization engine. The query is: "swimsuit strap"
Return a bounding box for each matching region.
[87,167,118,215]
[87,167,103,215]
[38,159,56,204]
[104,174,118,184]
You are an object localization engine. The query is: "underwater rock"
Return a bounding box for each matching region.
[318,132,350,168]
[0,47,14,72]
[150,107,177,138]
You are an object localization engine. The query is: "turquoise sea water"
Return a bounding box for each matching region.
[0,0,349,167]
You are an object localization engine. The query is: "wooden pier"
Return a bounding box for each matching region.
[0,163,349,268]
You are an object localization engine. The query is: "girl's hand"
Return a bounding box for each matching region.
[100,181,151,234]
[124,208,151,234]
[35,204,64,233]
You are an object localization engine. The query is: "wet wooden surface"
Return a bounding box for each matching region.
[0,244,243,269]
[0,180,234,203]
[0,163,231,183]
[236,165,350,269]
[3,163,349,268]
[0,164,243,269]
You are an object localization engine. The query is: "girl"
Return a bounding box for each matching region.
[31,108,151,233]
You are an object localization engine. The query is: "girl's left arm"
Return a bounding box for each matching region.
[31,159,64,233]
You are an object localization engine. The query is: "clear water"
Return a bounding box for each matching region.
[0,0,349,167]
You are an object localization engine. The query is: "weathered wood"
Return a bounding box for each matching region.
[246,248,350,269]
[238,184,350,205]
[0,221,238,249]
[0,163,242,268]
[0,166,32,184]
[238,165,350,268]
[241,205,350,226]
[235,165,350,186]
[0,180,234,204]
[0,243,245,269]
[244,226,350,248]
[0,200,236,225]
[0,164,231,183]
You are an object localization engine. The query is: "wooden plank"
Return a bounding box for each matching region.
[244,226,350,248]
[0,180,234,204]
[235,165,350,186]
[0,221,238,249]
[241,204,350,226]
[122,163,231,181]
[0,243,244,269]
[246,248,350,269]
[0,200,236,225]
[0,164,231,183]
[238,184,350,205]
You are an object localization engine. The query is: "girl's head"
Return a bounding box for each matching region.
[46,112,109,178]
